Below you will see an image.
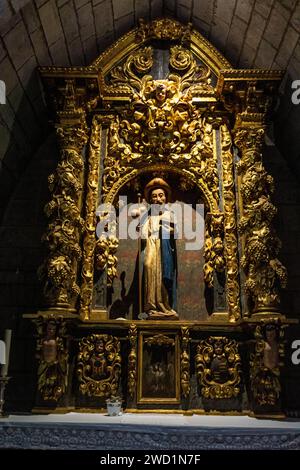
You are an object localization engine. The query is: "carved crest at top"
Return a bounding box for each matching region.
[136,18,192,43]
[100,44,218,203]
[104,44,214,159]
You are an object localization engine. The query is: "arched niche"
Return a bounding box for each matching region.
[95,167,221,321]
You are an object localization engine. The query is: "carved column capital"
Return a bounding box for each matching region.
[56,111,88,151]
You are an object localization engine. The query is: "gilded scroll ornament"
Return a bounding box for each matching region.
[127,324,138,399]
[180,327,190,398]
[109,47,153,94]
[77,334,121,397]
[234,125,287,312]
[249,321,284,407]
[195,337,242,399]
[170,45,192,70]
[36,316,68,402]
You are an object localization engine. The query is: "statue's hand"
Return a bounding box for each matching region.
[131,208,141,219]
[160,221,174,233]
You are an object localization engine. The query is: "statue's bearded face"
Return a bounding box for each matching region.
[150,188,166,205]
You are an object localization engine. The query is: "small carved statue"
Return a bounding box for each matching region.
[250,323,281,407]
[89,337,108,380]
[36,318,68,402]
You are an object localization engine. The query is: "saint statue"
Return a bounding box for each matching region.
[139,178,178,320]
[37,319,67,401]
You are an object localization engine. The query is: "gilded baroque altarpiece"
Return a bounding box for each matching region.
[26,19,292,415]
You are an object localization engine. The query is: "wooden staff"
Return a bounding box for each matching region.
[137,193,142,316]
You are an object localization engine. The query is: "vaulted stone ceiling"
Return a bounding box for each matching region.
[0,0,300,220]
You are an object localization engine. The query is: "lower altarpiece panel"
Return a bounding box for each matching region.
[30,316,288,418]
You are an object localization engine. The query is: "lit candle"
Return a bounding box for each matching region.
[1,330,12,377]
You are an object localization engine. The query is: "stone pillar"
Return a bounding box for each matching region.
[234,116,287,316]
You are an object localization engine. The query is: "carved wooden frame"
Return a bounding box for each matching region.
[137,331,180,405]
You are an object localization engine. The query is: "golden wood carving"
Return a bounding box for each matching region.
[180,327,190,398]
[103,112,218,195]
[127,324,138,399]
[94,236,119,287]
[36,316,68,402]
[108,46,153,94]
[136,18,192,43]
[234,122,287,313]
[77,334,121,397]
[79,116,101,320]
[101,79,219,221]
[220,124,241,321]
[98,46,223,297]
[249,320,284,407]
[86,18,231,81]
[145,334,175,347]
[195,337,242,399]
[39,19,284,325]
[39,81,88,308]
[203,212,225,288]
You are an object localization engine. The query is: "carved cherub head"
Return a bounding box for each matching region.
[155,83,167,103]
[95,337,105,353]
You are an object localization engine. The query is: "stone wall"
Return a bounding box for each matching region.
[0,133,57,410]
